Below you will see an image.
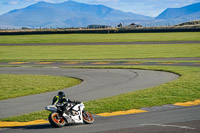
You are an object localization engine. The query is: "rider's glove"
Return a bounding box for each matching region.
[74,100,81,104]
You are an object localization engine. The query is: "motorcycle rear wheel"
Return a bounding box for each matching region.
[82,111,94,124]
[48,112,66,128]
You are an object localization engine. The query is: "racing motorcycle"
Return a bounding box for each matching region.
[45,102,94,128]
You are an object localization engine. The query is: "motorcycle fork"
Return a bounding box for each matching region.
[82,110,89,117]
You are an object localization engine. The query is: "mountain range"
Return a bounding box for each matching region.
[0,1,199,28]
[156,2,200,21]
[0,1,152,28]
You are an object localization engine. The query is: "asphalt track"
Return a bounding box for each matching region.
[1,60,199,67]
[1,67,200,133]
[0,67,179,118]
[0,41,200,46]
[1,106,199,133]
[0,41,200,132]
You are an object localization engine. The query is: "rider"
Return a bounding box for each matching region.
[52,91,80,114]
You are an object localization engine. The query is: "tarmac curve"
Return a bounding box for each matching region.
[0,67,179,118]
[1,67,200,133]
[0,41,200,132]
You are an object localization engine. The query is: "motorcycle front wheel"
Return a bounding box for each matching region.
[82,111,94,124]
[48,112,66,128]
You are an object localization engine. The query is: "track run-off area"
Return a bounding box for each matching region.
[0,41,200,133]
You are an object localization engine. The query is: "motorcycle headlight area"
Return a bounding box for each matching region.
[45,105,57,112]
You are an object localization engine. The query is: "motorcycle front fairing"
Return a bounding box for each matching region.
[45,105,57,112]
[64,103,85,123]
[45,103,86,124]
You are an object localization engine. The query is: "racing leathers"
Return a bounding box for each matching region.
[52,95,80,115]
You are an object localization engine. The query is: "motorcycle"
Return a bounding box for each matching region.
[45,102,94,128]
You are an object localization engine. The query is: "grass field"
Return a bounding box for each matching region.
[0,32,200,44]
[0,32,200,122]
[0,44,200,62]
[0,74,81,100]
[1,65,200,122]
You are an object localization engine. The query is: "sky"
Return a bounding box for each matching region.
[0,0,200,17]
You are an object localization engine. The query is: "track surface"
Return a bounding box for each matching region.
[0,41,200,46]
[0,41,199,132]
[0,105,199,133]
[1,60,199,67]
[0,67,179,118]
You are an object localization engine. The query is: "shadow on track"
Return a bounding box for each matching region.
[8,124,52,130]
[8,123,84,130]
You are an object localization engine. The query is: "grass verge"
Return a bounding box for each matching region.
[85,66,200,114]
[0,74,81,100]
[1,44,200,62]
[1,65,200,122]
[0,32,200,44]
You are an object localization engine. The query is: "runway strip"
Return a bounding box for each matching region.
[0,67,179,118]
[0,41,200,46]
[1,61,199,67]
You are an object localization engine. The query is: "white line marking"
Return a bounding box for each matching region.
[141,124,196,130]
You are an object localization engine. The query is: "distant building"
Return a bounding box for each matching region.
[87,25,111,29]
[117,23,123,28]
[21,27,31,30]
[126,23,142,28]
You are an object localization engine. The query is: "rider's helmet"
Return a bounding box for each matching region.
[58,91,65,99]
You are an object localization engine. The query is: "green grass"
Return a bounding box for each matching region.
[0,32,200,44]
[0,44,200,62]
[0,74,81,100]
[1,110,50,122]
[85,66,200,114]
[1,66,200,122]
[0,32,200,122]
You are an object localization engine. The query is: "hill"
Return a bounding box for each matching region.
[156,2,200,21]
[176,20,200,26]
[0,1,152,28]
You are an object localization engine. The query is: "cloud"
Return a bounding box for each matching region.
[74,0,118,5]
[95,0,118,2]
[2,0,66,5]
[2,0,19,5]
